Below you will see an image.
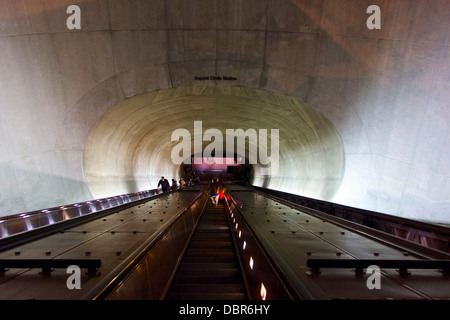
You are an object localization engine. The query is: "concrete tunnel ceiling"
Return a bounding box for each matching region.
[83,86,345,200]
[0,0,450,225]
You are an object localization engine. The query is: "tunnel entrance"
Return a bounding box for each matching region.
[179,154,254,185]
[83,86,344,202]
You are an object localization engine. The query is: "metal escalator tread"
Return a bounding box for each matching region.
[166,202,247,300]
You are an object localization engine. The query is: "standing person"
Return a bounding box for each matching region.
[210,178,221,207]
[219,183,227,204]
[158,176,171,192]
[171,179,178,190]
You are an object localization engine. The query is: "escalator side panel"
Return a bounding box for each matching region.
[102,192,209,300]
[166,202,248,300]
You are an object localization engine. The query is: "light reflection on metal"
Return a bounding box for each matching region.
[260,283,267,300]
[24,218,32,231]
[0,188,162,239]
[47,214,54,224]
[0,221,7,237]
[62,210,70,221]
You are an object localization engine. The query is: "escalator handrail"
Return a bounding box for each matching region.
[223,198,253,300]
[81,189,206,300]
[160,190,210,299]
[226,192,302,300]
[0,189,174,253]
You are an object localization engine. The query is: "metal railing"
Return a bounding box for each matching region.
[0,259,101,275]
[225,193,301,300]
[0,189,162,240]
[83,189,208,300]
[306,258,450,275]
[251,185,450,254]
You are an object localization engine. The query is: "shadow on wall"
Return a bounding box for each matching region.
[82,86,345,203]
[0,164,92,218]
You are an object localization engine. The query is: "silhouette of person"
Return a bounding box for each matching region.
[158,176,170,192]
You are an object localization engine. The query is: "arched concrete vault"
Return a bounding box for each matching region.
[0,0,449,224]
[83,86,345,200]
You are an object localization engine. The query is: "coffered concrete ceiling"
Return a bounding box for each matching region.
[0,0,449,224]
[83,86,344,200]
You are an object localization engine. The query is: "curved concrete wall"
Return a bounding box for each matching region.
[0,0,449,224]
[82,86,344,200]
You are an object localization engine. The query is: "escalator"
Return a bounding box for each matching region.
[83,187,294,300]
[165,200,248,300]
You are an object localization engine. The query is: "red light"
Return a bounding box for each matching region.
[261,283,267,300]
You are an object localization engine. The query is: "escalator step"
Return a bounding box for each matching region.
[169,283,245,294]
[179,262,238,269]
[167,291,246,300]
[166,202,247,300]
[173,275,243,284]
[182,255,236,263]
[176,268,241,278]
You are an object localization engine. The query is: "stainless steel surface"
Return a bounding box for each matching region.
[228,186,450,300]
[225,194,298,300]
[165,200,248,300]
[0,188,163,239]
[103,190,208,300]
[0,189,202,299]
[1,184,449,300]
[252,185,450,253]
